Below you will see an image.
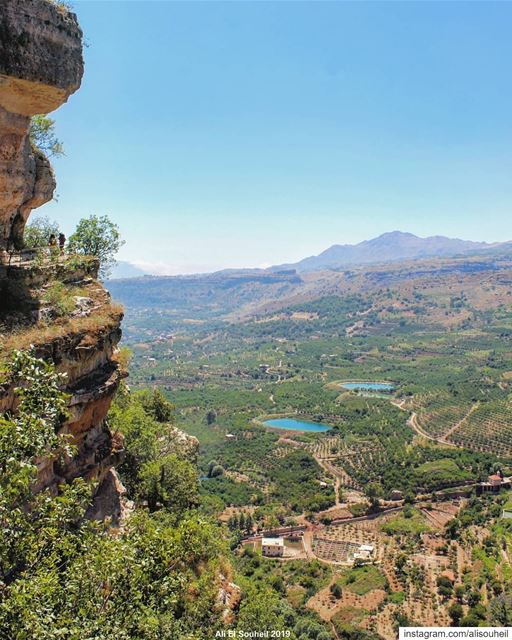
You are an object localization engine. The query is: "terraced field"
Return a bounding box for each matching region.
[409,383,512,459]
[307,436,385,491]
[447,400,512,456]
[414,391,474,439]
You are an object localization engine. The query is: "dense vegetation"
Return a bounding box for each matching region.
[119,283,512,518]
[0,351,227,639]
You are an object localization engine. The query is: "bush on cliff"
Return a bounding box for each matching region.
[29,114,63,158]
[109,387,199,514]
[0,351,228,639]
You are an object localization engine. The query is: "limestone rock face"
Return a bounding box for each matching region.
[0,258,125,501]
[0,2,127,521]
[0,1,199,528]
[0,0,83,249]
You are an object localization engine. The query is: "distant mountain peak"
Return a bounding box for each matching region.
[272,231,501,273]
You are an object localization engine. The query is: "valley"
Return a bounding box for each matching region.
[2,1,511,637]
[110,249,512,637]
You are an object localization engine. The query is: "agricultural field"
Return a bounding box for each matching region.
[120,276,512,519]
[304,496,512,636]
[117,254,512,637]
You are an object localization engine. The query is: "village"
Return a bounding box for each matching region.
[232,463,512,636]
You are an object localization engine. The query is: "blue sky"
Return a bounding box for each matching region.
[40,1,512,274]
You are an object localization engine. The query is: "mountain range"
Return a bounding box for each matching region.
[272,231,500,273]
[112,231,507,279]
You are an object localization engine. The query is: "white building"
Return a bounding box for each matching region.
[262,537,284,557]
[353,544,375,561]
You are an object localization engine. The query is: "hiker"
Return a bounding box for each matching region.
[48,234,58,256]
[58,233,66,254]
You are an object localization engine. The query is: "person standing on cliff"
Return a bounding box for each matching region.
[58,233,66,255]
[48,234,58,258]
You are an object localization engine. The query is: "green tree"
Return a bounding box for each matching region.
[330,583,343,599]
[139,453,199,514]
[237,587,286,634]
[68,214,124,279]
[437,575,454,599]
[460,613,481,627]
[206,409,217,425]
[448,603,464,625]
[137,388,175,423]
[490,594,512,625]
[111,399,160,495]
[366,482,383,512]
[0,349,89,591]
[0,351,229,638]
[210,464,224,478]
[29,114,63,157]
[3,348,69,462]
[23,215,60,250]
[207,459,224,478]
[455,585,466,602]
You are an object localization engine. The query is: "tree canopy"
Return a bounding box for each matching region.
[0,351,228,639]
[68,214,124,279]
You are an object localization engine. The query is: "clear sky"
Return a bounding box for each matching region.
[40,0,512,275]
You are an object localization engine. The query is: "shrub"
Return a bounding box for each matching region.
[42,282,75,317]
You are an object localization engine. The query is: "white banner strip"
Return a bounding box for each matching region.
[399,629,511,640]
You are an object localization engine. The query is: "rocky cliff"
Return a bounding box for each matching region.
[0,0,83,250]
[0,0,125,522]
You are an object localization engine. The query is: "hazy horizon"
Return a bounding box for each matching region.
[112,229,504,277]
[38,1,512,275]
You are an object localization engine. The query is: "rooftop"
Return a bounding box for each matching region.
[262,537,284,547]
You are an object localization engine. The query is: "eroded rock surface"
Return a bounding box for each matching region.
[0,1,196,529]
[0,0,83,249]
[0,1,127,520]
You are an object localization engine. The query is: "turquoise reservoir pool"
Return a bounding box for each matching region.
[341,382,394,392]
[263,418,332,432]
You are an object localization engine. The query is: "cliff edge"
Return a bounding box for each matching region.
[0,0,125,522]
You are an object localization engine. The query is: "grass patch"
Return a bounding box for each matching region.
[416,458,472,485]
[502,492,512,510]
[42,282,76,317]
[388,591,406,604]
[336,564,387,595]
[0,302,123,371]
[286,584,307,608]
[381,508,430,536]
[332,606,369,633]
